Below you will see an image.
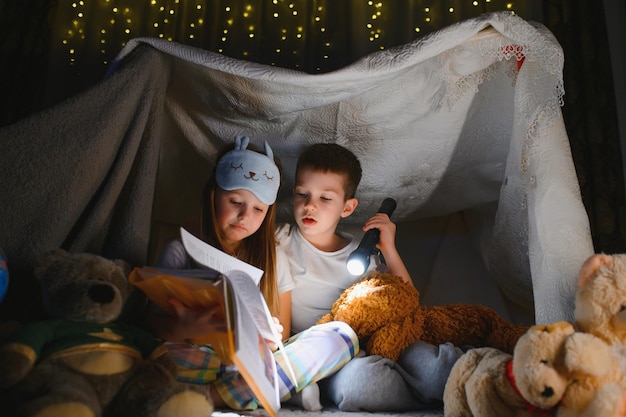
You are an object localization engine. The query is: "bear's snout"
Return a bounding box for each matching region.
[88,284,116,304]
[540,386,555,398]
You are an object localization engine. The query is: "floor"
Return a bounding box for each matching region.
[214,406,445,417]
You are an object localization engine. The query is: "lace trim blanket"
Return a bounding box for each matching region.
[0,12,592,324]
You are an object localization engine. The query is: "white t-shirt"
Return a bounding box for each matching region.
[156,239,295,294]
[276,223,382,334]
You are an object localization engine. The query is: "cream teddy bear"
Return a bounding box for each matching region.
[443,321,574,417]
[575,253,626,348]
[567,253,626,416]
[444,319,626,417]
[558,329,626,417]
[443,254,626,417]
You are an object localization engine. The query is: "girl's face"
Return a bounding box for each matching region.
[214,187,270,247]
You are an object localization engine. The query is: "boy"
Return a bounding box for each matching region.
[277,143,464,411]
[276,142,412,335]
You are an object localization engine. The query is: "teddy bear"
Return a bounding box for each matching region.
[557,329,626,417]
[444,320,626,417]
[443,321,575,417]
[442,254,626,417]
[575,253,626,348]
[316,272,529,361]
[0,249,213,417]
[571,383,626,417]
[564,253,626,417]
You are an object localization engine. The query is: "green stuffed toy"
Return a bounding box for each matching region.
[0,249,213,417]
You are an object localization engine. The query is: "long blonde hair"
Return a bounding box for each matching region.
[200,145,281,315]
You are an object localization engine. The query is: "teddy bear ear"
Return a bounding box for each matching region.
[34,249,69,277]
[578,253,613,289]
[114,259,132,277]
[536,321,575,335]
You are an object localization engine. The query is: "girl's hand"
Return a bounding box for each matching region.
[265,316,283,351]
[151,297,226,341]
[168,297,227,338]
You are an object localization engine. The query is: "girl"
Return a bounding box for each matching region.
[151,136,358,412]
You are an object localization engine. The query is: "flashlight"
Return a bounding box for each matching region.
[346,198,397,276]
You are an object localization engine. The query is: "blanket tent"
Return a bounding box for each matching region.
[0,12,594,326]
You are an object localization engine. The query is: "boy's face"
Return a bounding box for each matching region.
[293,167,357,242]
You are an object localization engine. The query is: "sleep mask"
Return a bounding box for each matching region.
[216,135,280,205]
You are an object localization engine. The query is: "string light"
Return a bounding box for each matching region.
[59,0,520,72]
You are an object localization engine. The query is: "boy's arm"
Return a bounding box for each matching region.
[363,213,414,286]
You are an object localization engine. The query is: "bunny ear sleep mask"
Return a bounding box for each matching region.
[215,135,280,205]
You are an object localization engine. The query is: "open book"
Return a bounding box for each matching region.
[129,228,294,417]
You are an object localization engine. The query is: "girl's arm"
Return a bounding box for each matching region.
[277,290,292,341]
[363,213,414,286]
[265,291,291,350]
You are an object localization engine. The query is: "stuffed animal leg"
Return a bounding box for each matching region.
[366,301,529,360]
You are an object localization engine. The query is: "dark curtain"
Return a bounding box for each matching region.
[543,0,625,253]
[0,0,55,126]
[0,0,624,254]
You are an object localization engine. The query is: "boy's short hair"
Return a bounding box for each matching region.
[296,143,362,199]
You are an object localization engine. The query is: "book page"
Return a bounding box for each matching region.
[229,284,280,416]
[225,270,278,342]
[226,271,297,390]
[180,227,263,285]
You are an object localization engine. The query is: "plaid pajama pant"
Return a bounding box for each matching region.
[166,320,359,410]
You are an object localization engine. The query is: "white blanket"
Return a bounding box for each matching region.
[0,12,593,325]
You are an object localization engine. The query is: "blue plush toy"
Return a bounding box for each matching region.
[0,249,8,303]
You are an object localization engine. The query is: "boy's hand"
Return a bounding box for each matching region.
[363,212,397,253]
[363,213,414,286]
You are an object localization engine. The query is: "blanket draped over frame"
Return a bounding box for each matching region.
[0,12,593,325]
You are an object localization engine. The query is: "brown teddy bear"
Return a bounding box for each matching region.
[0,249,213,417]
[317,272,529,361]
[443,321,575,417]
